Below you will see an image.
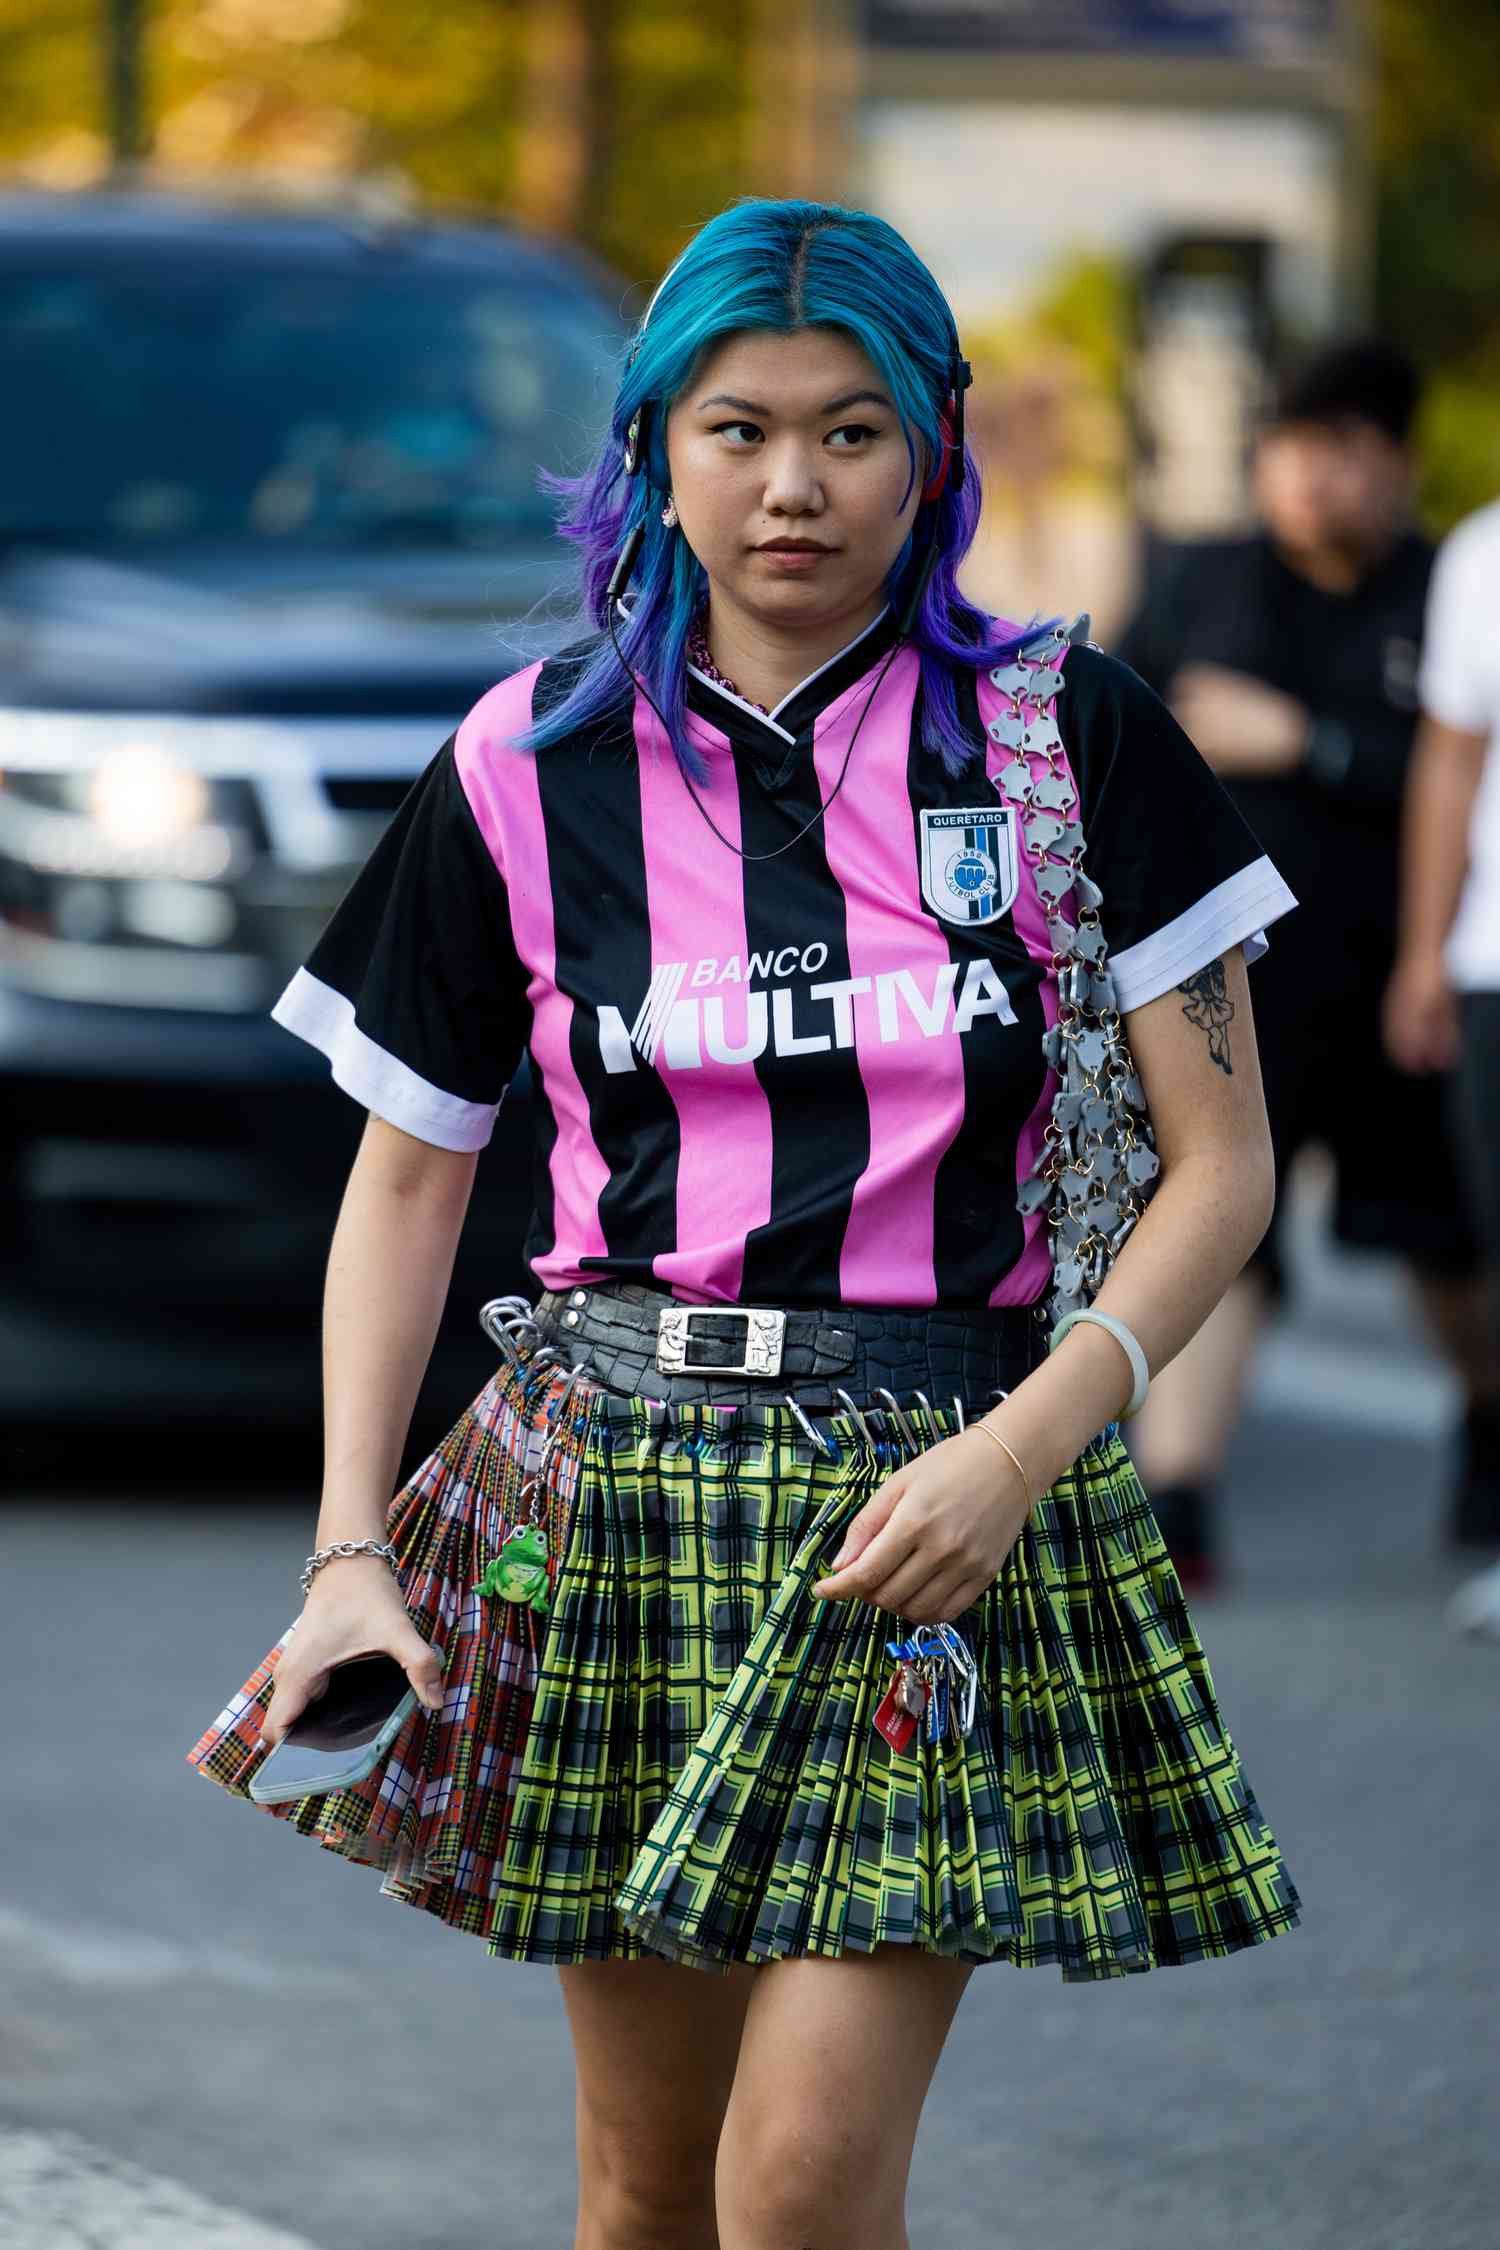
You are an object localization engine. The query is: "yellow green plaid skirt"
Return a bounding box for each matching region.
[185,1351,1302,1980]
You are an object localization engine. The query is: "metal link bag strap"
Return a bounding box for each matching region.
[976,613,1162,1330]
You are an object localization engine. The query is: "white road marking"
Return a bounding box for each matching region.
[0,2127,324,2249]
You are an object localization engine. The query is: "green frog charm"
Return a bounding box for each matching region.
[475,1520,551,1613]
[471,1360,586,1615]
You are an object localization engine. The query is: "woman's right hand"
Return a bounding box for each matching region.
[260,1555,446,1754]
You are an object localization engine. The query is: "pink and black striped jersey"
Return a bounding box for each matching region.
[272,604,1296,1309]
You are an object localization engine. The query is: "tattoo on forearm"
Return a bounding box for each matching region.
[1178,957,1235,1075]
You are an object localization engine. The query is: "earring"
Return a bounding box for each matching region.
[660,493,678,529]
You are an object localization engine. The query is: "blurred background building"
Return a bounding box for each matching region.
[6,1,1497,631]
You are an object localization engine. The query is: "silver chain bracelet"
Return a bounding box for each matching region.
[299,1537,399,1597]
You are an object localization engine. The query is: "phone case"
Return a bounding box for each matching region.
[248,1682,419,1804]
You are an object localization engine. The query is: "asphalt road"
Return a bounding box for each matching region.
[3,1155,1497,2250]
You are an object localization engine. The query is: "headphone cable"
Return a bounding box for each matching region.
[603,525,938,867]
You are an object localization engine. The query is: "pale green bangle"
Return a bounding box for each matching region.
[1048,1308,1150,1419]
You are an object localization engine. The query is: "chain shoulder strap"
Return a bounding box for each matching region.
[979,613,1162,1330]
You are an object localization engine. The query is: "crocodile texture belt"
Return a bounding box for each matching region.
[528,1280,1045,1413]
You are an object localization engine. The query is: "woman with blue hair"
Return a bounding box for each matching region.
[190,197,1303,2246]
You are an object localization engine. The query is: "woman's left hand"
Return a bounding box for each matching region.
[809,1429,1031,1623]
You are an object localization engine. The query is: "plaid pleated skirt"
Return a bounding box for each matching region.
[185,1344,1302,1980]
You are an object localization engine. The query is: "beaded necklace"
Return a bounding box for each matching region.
[685,607,771,716]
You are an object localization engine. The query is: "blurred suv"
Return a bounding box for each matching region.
[0,185,624,1440]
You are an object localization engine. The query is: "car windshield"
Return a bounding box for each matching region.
[0,258,621,551]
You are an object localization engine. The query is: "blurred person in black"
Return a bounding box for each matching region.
[1115,339,1494,1590]
[1386,490,1500,1638]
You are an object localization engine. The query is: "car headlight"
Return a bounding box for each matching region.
[0,739,269,1007]
[0,709,432,1012]
[89,747,213,855]
[0,757,256,883]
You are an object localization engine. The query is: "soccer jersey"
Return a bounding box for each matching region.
[272,602,1296,1308]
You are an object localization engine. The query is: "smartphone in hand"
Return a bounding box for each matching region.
[249,1651,420,1804]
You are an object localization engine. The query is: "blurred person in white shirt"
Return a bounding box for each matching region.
[1386,495,1500,1639]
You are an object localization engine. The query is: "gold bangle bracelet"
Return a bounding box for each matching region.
[966,1420,1034,1512]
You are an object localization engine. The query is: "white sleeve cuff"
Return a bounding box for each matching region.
[1109,856,1298,1015]
[270,967,501,1152]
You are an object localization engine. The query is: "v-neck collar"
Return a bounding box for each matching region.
[688,598,899,747]
[612,596,903,755]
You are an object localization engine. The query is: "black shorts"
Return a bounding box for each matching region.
[1454,991,1500,1278]
[1243,915,1481,1299]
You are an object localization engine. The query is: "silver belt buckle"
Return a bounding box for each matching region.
[656,1305,787,1378]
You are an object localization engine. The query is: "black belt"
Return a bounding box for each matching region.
[528,1280,1044,1413]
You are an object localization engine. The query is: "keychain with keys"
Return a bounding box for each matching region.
[872,1656,926,1753]
[926,1655,950,1743]
[874,1630,937,1754]
[873,1624,978,1752]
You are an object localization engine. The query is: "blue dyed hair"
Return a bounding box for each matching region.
[509,196,1058,783]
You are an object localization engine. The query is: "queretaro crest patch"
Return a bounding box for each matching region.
[918,806,1019,927]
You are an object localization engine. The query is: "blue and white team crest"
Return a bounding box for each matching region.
[918,806,1019,928]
